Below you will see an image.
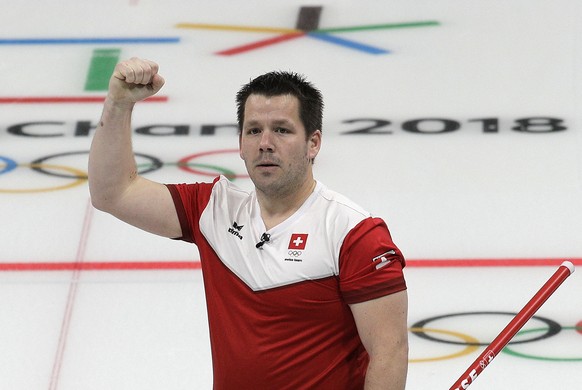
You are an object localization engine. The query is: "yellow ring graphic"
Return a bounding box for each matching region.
[0,163,87,194]
[408,327,480,363]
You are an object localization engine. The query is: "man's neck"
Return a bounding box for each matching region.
[257,177,316,231]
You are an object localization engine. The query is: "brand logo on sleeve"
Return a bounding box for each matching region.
[372,250,396,270]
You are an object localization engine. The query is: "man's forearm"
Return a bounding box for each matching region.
[364,344,408,389]
[88,99,138,211]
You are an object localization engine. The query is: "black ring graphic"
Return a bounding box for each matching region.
[30,151,163,179]
[411,311,562,346]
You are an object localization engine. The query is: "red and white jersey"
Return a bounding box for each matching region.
[167,176,406,390]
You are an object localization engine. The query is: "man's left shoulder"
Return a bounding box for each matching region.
[316,184,371,220]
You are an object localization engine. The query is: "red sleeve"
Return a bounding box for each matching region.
[165,178,217,244]
[339,217,406,304]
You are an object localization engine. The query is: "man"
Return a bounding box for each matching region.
[88,57,408,389]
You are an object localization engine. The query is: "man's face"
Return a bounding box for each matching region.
[239,94,321,197]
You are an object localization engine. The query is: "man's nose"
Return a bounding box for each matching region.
[259,129,274,151]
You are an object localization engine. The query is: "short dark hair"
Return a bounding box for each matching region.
[236,71,323,138]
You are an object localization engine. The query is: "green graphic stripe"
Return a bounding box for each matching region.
[316,20,440,33]
[84,49,121,91]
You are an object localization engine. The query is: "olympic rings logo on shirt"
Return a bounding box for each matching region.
[288,250,303,257]
[408,311,582,363]
[0,149,248,194]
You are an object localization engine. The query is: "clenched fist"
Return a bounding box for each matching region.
[107,57,165,105]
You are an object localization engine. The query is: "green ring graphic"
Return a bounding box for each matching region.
[502,326,582,362]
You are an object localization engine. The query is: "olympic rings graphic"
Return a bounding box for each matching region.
[288,250,303,257]
[408,312,582,364]
[411,311,561,346]
[30,151,163,179]
[0,149,248,194]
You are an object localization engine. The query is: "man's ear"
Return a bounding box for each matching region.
[308,130,322,161]
[239,133,245,160]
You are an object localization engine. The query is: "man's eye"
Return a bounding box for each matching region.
[275,127,288,133]
[248,128,260,135]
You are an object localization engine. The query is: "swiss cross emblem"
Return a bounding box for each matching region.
[288,233,308,250]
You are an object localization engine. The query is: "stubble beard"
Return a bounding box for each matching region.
[251,156,311,199]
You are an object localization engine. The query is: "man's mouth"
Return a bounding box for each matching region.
[256,160,279,168]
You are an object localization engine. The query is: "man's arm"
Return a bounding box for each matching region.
[88,58,182,238]
[350,290,409,390]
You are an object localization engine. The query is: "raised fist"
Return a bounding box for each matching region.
[107,57,165,104]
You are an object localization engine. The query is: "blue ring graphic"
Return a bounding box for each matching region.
[0,156,18,175]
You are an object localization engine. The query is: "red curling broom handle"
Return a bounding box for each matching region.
[450,261,575,390]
